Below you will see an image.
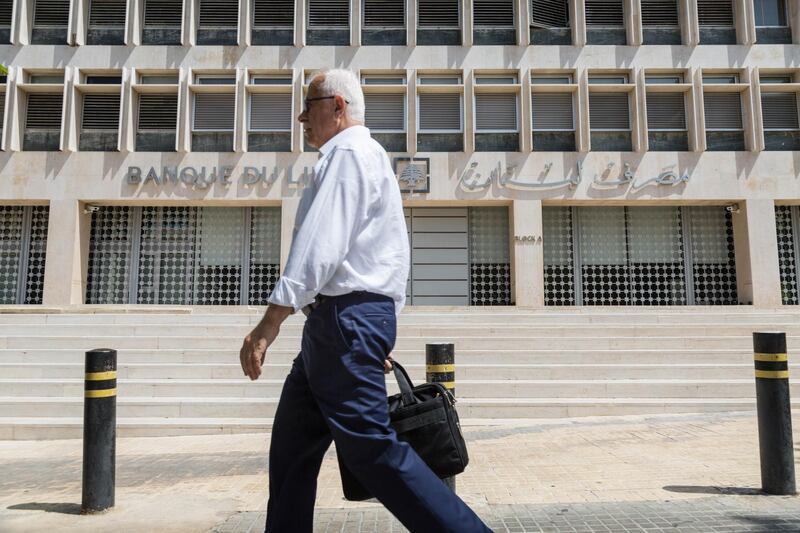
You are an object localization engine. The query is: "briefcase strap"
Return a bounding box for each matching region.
[391,361,417,407]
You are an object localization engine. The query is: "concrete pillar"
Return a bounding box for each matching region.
[280,197,301,271]
[43,200,91,306]
[732,200,783,308]
[511,199,544,307]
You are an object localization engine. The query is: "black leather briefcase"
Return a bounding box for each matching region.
[337,361,469,501]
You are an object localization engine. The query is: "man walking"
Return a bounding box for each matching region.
[239,68,491,532]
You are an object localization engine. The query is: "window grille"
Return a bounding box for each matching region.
[87,206,281,305]
[585,0,624,26]
[473,0,514,27]
[646,93,686,130]
[418,93,461,131]
[138,94,178,131]
[543,206,737,306]
[703,92,742,130]
[26,94,63,130]
[364,93,405,132]
[33,0,70,27]
[89,0,127,28]
[469,207,511,305]
[697,0,734,26]
[0,0,14,27]
[253,0,294,27]
[193,94,235,131]
[776,205,800,305]
[641,0,679,26]
[82,94,121,130]
[589,93,629,130]
[761,93,799,131]
[198,0,239,28]
[0,92,5,135]
[363,0,404,27]
[0,205,48,305]
[249,93,293,131]
[532,93,573,130]
[143,0,183,28]
[308,0,349,28]
[530,0,569,28]
[418,0,459,28]
[475,93,517,132]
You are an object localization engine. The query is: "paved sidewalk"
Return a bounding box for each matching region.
[1,412,798,532]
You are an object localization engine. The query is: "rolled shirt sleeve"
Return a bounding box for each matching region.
[267,147,371,313]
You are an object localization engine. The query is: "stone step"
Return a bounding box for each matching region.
[2,323,800,337]
[0,362,756,380]
[0,378,789,399]
[0,348,755,365]
[3,335,789,351]
[0,397,796,421]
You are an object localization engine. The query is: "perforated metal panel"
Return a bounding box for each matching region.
[0,205,49,304]
[543,206,737,306]
[776,205,799,305]
[86,206,281,305]
[469,207,511,305]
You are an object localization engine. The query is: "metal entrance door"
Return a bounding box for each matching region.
[86,206,280,305]
[0,205,48,304]
[404,206,511,306]
[776,205,800,305]
[544,205,738,305]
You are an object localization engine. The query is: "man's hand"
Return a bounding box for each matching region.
[383,354,394,374]
[240,322,280,380]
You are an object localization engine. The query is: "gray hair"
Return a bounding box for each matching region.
[309,68,365,123]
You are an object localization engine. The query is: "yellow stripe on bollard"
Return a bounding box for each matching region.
[426,364,455,373]
[754,353,788,362]
[85,388,117,398]
[436,381,455,389]
[755,370,790,379]
[85,371,117,381]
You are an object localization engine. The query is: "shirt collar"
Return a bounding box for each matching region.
[317,125,371,157]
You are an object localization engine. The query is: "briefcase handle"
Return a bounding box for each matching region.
[390,361,417,407]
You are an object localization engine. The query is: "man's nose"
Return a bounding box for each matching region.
[298,110,308,122]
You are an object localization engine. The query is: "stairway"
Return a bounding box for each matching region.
[1,306,798,439]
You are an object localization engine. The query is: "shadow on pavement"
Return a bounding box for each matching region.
[663,485,763,495]
[7,502,82,515]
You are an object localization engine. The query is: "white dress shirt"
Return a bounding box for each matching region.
[267,125,410,316]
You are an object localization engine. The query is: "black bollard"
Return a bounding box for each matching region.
[753,332,796,495]
[82,348,117,513]
[426,342,456,492]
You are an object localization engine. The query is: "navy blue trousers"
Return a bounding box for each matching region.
[265,291,491,532]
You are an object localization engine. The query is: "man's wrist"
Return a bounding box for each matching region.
[260,303,293,330]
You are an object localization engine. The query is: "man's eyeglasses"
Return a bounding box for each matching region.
[303,96,351,113]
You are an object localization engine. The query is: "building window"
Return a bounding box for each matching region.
[697,0,736,44]
[142,0,183,45]
[474,75,518,151]
[0,0,13,43]
[473,0,515,45]
[0,205,49,305]
[248,75,293,152]
[80,93,121,151]
[87,0,126,45]
[760,75,800,151]
[585,0,626,45]
[22,74,64,151]
[252,0,294,45]
[417,75,463,152]
[417,0,460,45]
[362,0,405,45]
[531,74,575,151]
[307,0,350,45]
[31,0,70,44]
[588,75,632,151]
[530,0,571,45]
[197,0,239,45]
[363,75,406,152]
[641,0,681,44]
[754,0,791,44]
[775,205,800,305]
[134,74,179,152]
[192,75,236,152]
[703,74,745,151]
[645,75,688,151]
